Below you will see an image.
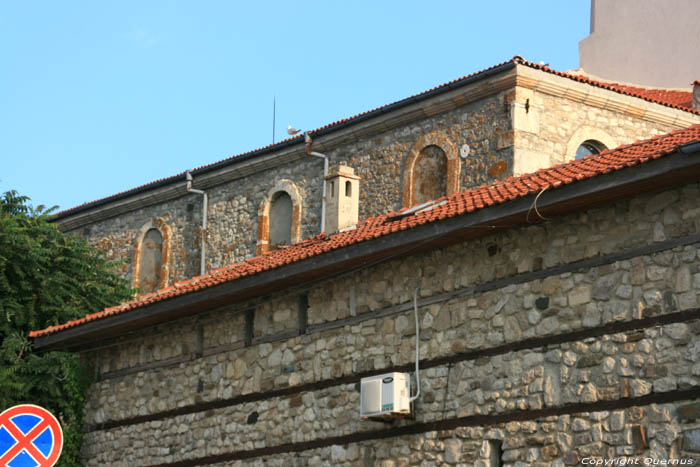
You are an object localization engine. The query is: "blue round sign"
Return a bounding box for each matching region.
[0,405,63,467]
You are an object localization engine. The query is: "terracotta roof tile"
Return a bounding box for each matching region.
[517,59,697,113]
[55,57,699,219]
[30,123,700,339]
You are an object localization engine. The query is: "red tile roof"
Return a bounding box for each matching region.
[555,73,694,109]
[30,123,700,339]
[54,57,700,220]
[615,86,692,108]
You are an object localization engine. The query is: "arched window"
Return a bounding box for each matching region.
[132,219,171,294]
[256,180,302,255]
[575,139,607,159]
[402,131,460,208]
[269,191,293,247]
[565,127,617,162]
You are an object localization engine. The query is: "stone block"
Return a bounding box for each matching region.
[678,402,700,421]
[592,273,621,301]
[568,286,592,307]
[608,411,624,432]
[542,277,561,295]
[496,130,515,150]
[683,429,700,453]
[676,267,692,292]
[576,354,603,368]
[504,317,522,341]
[562,450,580,465]
[444,439,461,464]
[630,425,647,453]
[678,292,698,310]
[645,191,678,215]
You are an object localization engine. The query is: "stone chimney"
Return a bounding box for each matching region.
[325,165,360,235]
[693,80,700,111]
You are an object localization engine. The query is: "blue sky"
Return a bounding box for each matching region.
[1,1,591,211]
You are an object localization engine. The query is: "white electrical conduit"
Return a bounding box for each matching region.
[410,287,421,402]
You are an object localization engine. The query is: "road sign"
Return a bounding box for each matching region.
[0,405,63,467]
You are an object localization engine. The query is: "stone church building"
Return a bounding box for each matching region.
[30,2,700,465]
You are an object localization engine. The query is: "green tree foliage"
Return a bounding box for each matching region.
[0,190,132,465]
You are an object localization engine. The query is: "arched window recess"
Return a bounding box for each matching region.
[565,127,618,162]
[132,218,171,294]
[402,130,460,208]
[256,180,302,255]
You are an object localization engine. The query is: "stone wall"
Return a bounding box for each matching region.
[82,407,700,466]
[79,181,700,465]
[66,66,700,293]
[75,157,325,285]
[81,322,700,465]
[70,90,513,288]
[510,86,685,174]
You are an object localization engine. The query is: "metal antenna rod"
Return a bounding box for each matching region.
[272,96,276,144]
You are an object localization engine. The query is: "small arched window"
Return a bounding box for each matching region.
[138,228,163,294]
[565,127,617,162]
[575,139,607,159]
[269,191,293,247]
[345,180,352,197]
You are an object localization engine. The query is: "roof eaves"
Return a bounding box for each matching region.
[31,125,700,349]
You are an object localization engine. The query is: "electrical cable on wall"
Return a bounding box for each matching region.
[409,287,421,402]
[526,186,551,223]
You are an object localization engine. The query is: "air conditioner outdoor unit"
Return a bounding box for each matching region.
[360,372,411,419]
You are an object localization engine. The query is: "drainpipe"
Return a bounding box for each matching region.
[305,133,328,235]
[186,171,208,276]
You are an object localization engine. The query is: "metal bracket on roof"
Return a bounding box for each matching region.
[388,200,447,220]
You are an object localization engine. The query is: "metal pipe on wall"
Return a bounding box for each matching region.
[305,133,328,235]
[186,171,208,276]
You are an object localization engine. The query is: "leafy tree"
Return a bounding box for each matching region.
[0,190,132,465]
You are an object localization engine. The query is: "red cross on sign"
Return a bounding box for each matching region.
[0,405,63,467]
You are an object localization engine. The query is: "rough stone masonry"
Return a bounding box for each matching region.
[39,58,700,466]
[77,181,700,465]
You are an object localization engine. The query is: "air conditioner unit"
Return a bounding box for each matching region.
[360,372,411,420]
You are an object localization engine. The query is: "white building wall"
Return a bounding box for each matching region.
[579,0,700,89]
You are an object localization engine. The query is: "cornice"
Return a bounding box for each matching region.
[515,64,700,129]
